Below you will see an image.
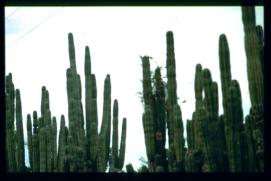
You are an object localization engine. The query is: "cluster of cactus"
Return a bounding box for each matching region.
[6,73,26,172]
[141,31,185,172]
[241,6,264,172]
[6,6,263,173]
[5,33,127,173]
[140,6,263,172]
[185,63,228,172]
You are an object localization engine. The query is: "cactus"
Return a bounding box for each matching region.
[27,114,33,171]
[32,111,40,172]
[241,6,263,112]
[89,74,98,169]
[142,106,155,171]
[85,46,92,162]
[255,25,264,74]
[39,127,47,172]
[241,6,264,171]
[140,32,184,172]
[199,69,227,172]
[51,116,57,172]
[165,31,185,172]
[244,115,259,171]
[111,100,127,171]
[166,31,178,145]
[66,33,86,172]
[5,73,17,172]
[57,115,69,172]
[40,86,51,172]
[153,67,166,169]
[218,34,243,171]
[141,56,155,171]
[224,80,243,171]
[15,89,26,172]
[172,104,185,171]
[97,75,112,172]
[194,64,203,109]
[219,34,231,112]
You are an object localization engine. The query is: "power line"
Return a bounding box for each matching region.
[7,8,62,48]
[5,8,20,20]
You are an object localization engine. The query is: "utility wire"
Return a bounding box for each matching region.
[7,8,62,48]
[5,8,20,20]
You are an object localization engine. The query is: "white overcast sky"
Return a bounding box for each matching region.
[5,6,264,171]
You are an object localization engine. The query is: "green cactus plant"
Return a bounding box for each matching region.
[39,127,47,172]
[32,111,40,172]
[241,6,264,172]
[255,25,264,74]
[241,6,263,112]
[27,114,33,171]
[172,104,185,171]
[66,33,87,172]
[97,74,112,172]
[111,100,127,171]
[51,116,57,172]
[57,115,69,172]
[15,89,26,172]
[5,73,17,172]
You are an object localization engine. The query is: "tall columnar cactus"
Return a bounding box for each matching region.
[166,31,178,146]
[219,34,244,172]
[242,6,264,172]
[5,73,17,172]
[51,116,57,172]
[142,105,155,171]
[194,64,203,110]
[241,6,263,112]
[85,46,92,162]
[57,115,69,172]
[39,127,47,172]
[165,31,185,172]
[32,111,40,172]
[141,56,167,172]
[66,33,86,172]
[224,80,243,171]
[97,75,112,172]
[40,86,51,172]
[15,89,26,172]
[111,100,127,171]
[190,68,227,172]
[172,104,185,171]
[141,56,155,171]
[219,34,231,112]
[142,56,153,107]
[185,65,205,172]
[89,74,98,168]
[27,114,33,171]
[153,67,166,170]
